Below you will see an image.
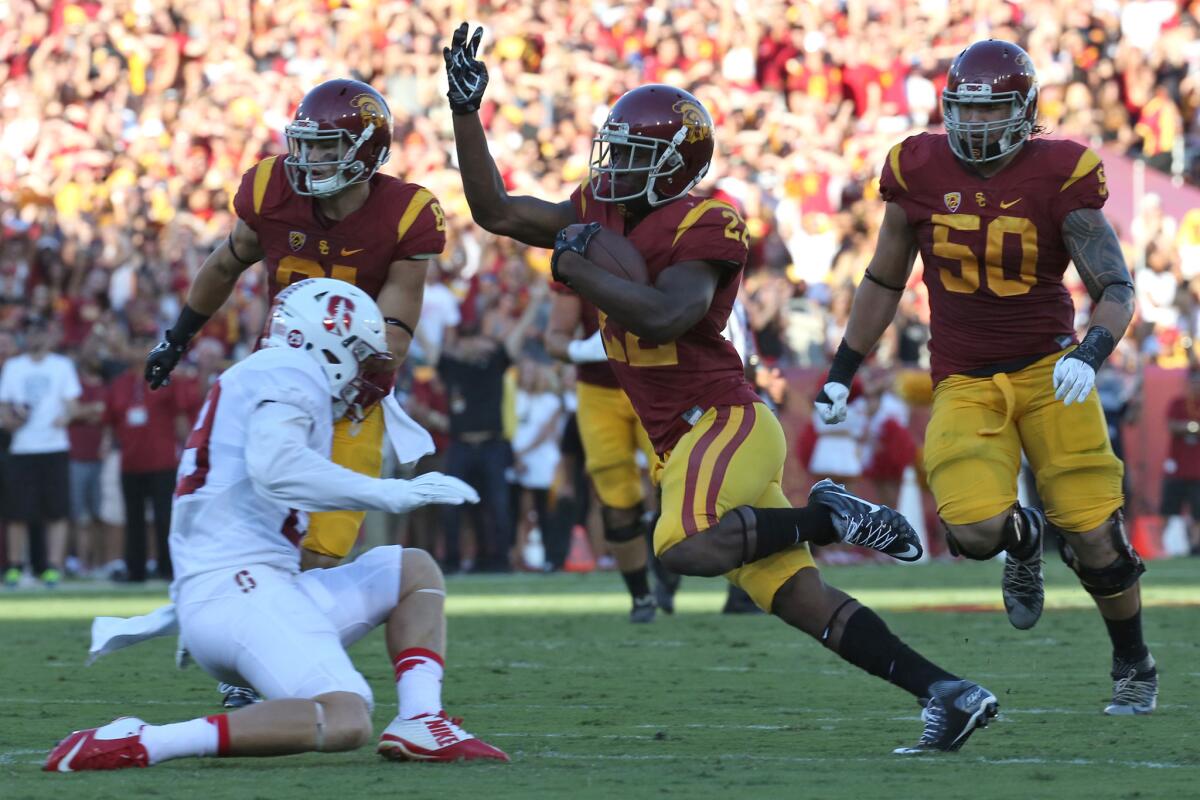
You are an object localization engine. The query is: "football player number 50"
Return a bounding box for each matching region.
[931,214,1038,297]
[276,256,358,287]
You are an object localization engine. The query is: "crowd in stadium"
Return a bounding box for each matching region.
[3,0,1200,581]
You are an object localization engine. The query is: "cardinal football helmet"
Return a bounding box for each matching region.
[589,84,714,207]
[262,278,393,422]
[284,79,392,197]
[942,40,1039,166]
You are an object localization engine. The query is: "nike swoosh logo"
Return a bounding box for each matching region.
[999,198,1022,209]
[57,736,87,772]
[341,248,364,256]
[894,543,921,559]
[825,490,883,514]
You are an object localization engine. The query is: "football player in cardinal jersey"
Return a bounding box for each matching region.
[446,22,997,754]
[145,78,447,573]
[544,291,662,622]
[811,40,1155,718]
[45,280,508,771]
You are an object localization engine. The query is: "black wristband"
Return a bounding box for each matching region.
[169,305,211,347]
[385,317,415,337]
[1070,326,1116,372]
[827,340,866,387]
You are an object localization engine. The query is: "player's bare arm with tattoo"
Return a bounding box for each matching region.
[1052,208,1136,405]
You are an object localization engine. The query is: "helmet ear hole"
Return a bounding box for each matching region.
[322,349,342,365]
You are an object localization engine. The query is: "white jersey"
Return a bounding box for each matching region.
[169,347,334,584]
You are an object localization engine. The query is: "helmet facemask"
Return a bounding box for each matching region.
[589,122,704,207]
[332,339,395,423]
[283,119,388,197]
[943,84,1036,166]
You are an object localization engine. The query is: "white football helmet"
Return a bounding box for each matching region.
[261,278,394,421]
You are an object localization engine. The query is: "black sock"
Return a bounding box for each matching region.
[621,567,651,600]
[746,505,837,562]
[1104,610,1150,666]
[833,606,958,699]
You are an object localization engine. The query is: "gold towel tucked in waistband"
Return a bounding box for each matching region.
[977,372,1015,436]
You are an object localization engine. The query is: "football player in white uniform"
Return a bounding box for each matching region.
[45,279,508,771]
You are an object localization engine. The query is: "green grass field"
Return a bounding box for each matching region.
[2,558,1198,800]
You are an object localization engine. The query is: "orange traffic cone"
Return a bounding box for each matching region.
[1130,515,1165,561]
[563,524,597,573]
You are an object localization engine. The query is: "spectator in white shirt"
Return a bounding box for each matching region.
[0,316,82,587]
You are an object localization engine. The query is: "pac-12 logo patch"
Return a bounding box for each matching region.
[323,295,356,336]
[286,329,305,348]
[944,192,961,212]
[289,231,306,251]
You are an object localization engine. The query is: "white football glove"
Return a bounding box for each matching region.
[566,330,608,363]
[1052,354,1096,406]
[814,382,850,424]
[392,473,480,513]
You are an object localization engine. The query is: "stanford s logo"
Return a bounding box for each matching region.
[323,295,356,336]
[351,93,388,129]
[234,570,257,593]
[944,192,961,212]
[288,231,306,251]
[672,99,712,144]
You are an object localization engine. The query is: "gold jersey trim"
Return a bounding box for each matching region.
[673,199,735,246]
[397,188,435,242]
[253,156,277,215]
[1060,149,1101,192]
[888,143,909,192]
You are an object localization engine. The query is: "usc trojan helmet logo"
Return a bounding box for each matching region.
[351,93,388,130]
[323,295,356,336]
[673,99,712,144]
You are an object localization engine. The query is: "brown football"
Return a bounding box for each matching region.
[563,224,649,284]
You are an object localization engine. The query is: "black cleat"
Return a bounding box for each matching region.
[894,680,998,754]
[1002,509,1045,630]
[219,683,260,709]
[630,594,657,624]
[1105,654,1158,715]
[809,479,923,562]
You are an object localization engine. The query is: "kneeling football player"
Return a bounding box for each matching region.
[46,280,508,771]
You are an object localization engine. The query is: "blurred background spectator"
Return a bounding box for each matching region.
[0,316,80,586]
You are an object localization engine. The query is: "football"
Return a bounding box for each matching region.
[564,224,649,284]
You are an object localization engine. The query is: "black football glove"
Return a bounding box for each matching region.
[551,222,602,285]
[144,332,187,389]
[443,22,489,115]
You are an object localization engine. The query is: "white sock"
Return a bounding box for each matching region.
[393,648,444,719]
[139,716,222,764]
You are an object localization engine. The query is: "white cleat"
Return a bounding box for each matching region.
[377,711,509,763]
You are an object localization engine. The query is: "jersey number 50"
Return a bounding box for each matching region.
[931,213,1038,297]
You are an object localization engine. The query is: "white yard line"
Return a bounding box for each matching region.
[525,750,1195,769]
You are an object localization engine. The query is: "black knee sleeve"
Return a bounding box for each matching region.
[944,505,1040,561]
[604,522,643,544]
[1058,511,1146,597]
[603,503,645,544]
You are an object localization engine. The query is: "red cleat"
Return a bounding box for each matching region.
[44,717,150,772]
[377,711,509,763]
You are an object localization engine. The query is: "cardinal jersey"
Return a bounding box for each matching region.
[169,347,333,584]
[570,183,759,454]
[233,156,446,303]
[547,283,620,389]
[879,133,1109,385]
